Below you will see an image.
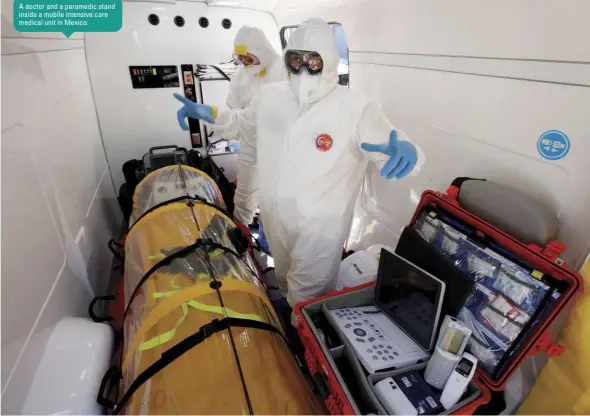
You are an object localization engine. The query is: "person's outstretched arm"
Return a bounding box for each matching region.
[173,92,260,224]
[355,101,425,179]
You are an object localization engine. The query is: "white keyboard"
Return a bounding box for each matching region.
[329,306,430,373]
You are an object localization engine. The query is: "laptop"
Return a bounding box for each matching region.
[329,250,446,373]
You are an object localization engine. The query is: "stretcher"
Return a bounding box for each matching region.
[91,164,322,414]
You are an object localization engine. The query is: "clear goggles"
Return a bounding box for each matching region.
[233,52,260,68]
[284,49,324,75]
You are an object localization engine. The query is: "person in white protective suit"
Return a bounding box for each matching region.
[226,25,285,110]
[177,26,285,225]
[226,25,285,235]
[174,18,425,307]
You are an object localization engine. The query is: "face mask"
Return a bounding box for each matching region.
[290,71,321,104]
[243,65,262,77]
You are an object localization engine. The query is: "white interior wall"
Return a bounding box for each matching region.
[274,0,590,410]
[0,2,121,413]
[85,1,281,189]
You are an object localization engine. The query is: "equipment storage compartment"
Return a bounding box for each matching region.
[295,181,583,415]
[297,284,487,415]
[404,184,583,391]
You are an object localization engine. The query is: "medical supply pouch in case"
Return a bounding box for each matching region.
[404,178,583,391]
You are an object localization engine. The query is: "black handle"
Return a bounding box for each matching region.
[149,145,180,154]
[89,295,116,323]
[97,366,122,409]
[311,372,331,401]
[228,227,249,257]
[450,176,486,189]
[108,239,125,262]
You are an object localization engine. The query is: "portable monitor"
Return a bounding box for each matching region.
[424,315,472,389]
[374,250,446,351]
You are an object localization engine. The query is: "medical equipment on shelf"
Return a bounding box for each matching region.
[440,353,478,410]
[424,315,472,389]
[373,377,418,415]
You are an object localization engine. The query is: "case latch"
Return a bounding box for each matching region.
[541,240,567,263]
[441,186,460,205]
[528,330,565,357]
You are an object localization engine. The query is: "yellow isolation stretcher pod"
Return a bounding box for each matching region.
[118,165,321,414]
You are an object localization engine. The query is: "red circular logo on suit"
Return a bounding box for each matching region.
[315,134,333,152]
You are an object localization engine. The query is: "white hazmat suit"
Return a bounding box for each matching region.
[207,19,425,306]
[226,26,285,109]
[226,26,286,224]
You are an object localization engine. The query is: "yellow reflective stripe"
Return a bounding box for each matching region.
[218,279,284,336]
[171,274,182,289]
[137,292,263,351]
[234,44,247,55]
[151,288,263,321]
[210,248,225,258]
[139,302,189,351]
[122,284,215,373]
[186,300,263,322]
[148,253,166,261]
[123,280,282,374]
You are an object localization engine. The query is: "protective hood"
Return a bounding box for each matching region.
[285,18,340,103]
[234,26,279,75]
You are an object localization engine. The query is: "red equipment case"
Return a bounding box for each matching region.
[294,183,583,415]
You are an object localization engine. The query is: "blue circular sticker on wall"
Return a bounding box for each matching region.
[537,130,570,160]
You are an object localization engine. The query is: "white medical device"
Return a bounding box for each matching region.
[335,244,394,291]
[374,377,417,415]
[440,352,478,410]
[424,315,472,389]
[329,307,431,373]
[330,251,446,373]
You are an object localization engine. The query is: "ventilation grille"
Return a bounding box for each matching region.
[174,16,185,27]
[148,14,159,26]
[221,18,232,29]
[199,17,209,28]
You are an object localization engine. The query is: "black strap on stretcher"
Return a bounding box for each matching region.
[123,238,247,319]
[127,194,233,234]
[96,239,263,409]
[97,317,285,413]
[90,189,246,325]
[88,238,245,324]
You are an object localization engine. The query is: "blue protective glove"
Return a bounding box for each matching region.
[173,93,216,131]
[360,130,418,180]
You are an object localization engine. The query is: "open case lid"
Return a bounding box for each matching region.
[409,185,584,391]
